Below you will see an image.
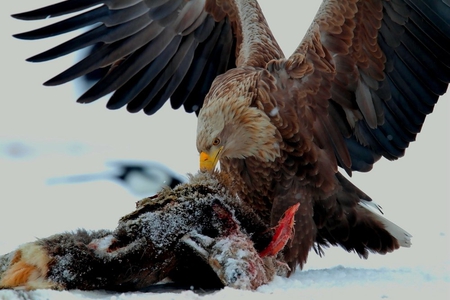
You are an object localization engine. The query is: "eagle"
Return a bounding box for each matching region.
[12,0,450,273]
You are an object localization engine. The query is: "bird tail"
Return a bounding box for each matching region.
[358,200,412,248]
[315,173,412,258]
[46,172,111,185]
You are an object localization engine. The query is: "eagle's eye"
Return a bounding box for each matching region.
[213,138,221,146]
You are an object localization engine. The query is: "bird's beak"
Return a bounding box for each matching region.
[200,147,223,173]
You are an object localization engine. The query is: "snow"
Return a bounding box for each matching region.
[1,1,449,299]
[90,234,116,252]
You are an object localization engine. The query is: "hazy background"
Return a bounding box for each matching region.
[0,0,449,278]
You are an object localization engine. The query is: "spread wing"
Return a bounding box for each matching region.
[12,0,283,115]
[269,0,450,173]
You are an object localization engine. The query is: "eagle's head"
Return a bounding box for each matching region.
[196,69,280,172]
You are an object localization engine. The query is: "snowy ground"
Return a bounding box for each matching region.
[1,1,449,299]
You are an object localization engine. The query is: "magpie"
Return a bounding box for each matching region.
[47,160,187,198]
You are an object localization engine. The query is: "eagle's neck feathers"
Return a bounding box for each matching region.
[198,68,281,162]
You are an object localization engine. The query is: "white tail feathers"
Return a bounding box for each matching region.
[359,200,412,248]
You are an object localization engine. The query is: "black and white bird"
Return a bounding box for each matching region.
[48,160,187,198]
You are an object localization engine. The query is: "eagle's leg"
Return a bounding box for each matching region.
[270,188,318,273]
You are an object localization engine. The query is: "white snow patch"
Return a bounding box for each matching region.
[91,235,116,252]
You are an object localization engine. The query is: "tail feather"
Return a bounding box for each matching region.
[358,200,412,248]
[315,173,412,258]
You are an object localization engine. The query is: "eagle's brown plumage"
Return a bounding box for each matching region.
[12,0,449,272]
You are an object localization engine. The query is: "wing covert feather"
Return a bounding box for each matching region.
[275,0,450,172]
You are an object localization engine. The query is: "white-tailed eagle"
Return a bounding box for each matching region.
[11,0,450,272]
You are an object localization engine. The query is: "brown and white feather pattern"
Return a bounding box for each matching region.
[11,0,450,276]
[232,1,284,67]
[198,68,281,163]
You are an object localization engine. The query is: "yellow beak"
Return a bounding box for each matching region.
[200,147,223,172]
